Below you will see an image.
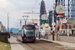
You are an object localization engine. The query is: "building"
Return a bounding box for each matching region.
[0,22,6,32]
[70,0,75,19]
[6,28,18,34]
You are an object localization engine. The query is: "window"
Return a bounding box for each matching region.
[63,25,65,28]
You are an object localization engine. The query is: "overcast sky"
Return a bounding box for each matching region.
[0,0,53,28]
[0,0,68,28]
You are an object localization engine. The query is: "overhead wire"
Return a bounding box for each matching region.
[27,0,38,21]
[30,0,38,11]
[27,0,38,16]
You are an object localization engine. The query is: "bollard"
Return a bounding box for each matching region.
[52,31,55,41]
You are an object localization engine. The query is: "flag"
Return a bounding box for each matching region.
[40,0,46,25]
[48,11,57,24]
[55,0,58,6]
[48,11,52,24]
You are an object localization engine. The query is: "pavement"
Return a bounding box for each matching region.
[9,36,75,50]
[40,38,75,47]
[8,36,25,50]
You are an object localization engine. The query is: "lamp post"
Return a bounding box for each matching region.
[52,0,55,41]
[39,3,41,39]
[7,13,10,32]
[22,16,28,25]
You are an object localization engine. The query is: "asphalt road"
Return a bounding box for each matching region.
[17,39,75,50]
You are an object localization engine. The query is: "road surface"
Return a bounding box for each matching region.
[17,39,75,50]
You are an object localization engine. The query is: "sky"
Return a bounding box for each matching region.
[0,0,53,28]
[0,0,68,28]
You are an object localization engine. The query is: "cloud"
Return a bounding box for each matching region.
[5,3,17,11]
[19,1,31,6]
[0,0,53,28]
[0,0,17,12]
[0,0,9,8]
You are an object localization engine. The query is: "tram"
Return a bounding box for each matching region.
[17,25,36,42]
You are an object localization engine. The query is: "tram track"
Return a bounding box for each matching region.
[25,43,49,50]
[25,43,36,50]
[36,40,75,50]
[42,43,63,50]
[13,35,75,50]
[24,40,65,50]
[21,41,75,50]
[25,41,62,50]
[34,43,49,50]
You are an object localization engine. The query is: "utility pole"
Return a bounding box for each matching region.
[32,11,34,24]
[7,13,9,32]
[52,0,55,41]
[23,12,41,25]
[22,16,28,25]
[39,3,41,32]
[39,3,41,39]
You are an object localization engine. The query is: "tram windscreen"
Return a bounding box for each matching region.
[23,27,35,37]
[25,30,34,37]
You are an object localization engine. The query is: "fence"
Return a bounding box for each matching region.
[0,32,9,43]
[48,35,75,43]
[58,36,75,43]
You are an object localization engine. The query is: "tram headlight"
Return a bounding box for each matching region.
[24,37,26,39]
[24,34,26,37]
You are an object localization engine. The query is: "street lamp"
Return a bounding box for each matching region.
[22,16,28,25]
[52,0,55,41]
[7,13,10,32]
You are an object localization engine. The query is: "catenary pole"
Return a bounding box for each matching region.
[7,13,9,32]
[52,0,55,41]
[39,3,41,39]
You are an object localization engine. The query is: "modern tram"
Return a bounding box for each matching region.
[17,25,36,42]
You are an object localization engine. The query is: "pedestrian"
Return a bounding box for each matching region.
[9,33,11,38]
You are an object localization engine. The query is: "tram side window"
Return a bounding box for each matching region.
[18,30,22,36]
